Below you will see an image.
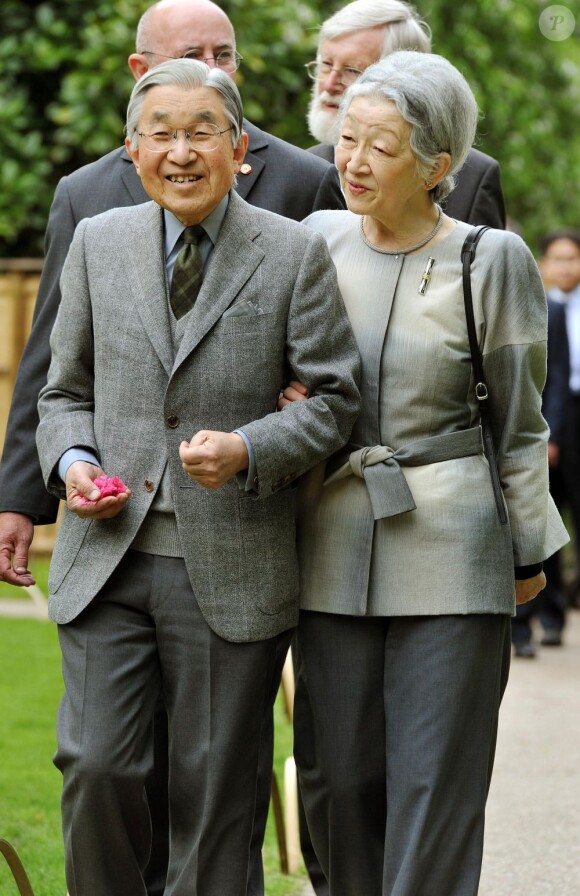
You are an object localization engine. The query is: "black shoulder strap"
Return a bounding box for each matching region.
[460,225,507,525]
[461,225,490,390]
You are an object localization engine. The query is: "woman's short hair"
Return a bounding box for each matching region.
[341,50,479,201]
[319,0,431,57]
[126,58,244,149]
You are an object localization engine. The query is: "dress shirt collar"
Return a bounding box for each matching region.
[163,194,229,259]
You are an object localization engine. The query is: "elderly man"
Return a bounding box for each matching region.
[305,0,506,227]
[36,59,360,896]
[0,2,345,892]
[0,0,342,588]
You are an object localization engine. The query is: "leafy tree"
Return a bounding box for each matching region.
[424,0,580,248]
[1,0,578,257]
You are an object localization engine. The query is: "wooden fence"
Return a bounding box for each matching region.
[0,259,60,553]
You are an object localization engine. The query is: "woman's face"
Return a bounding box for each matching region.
[335,95,425,222]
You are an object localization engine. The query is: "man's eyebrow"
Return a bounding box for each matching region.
[148,110,218,123]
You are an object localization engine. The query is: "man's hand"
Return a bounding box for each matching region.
[179,431,249,489]
[277,380,309,410]
[515,571,546,605]
[66,462,131,519]
[0,512,36,586]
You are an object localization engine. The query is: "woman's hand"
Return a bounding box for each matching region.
[515,571,546,605]
[277,380,309,410]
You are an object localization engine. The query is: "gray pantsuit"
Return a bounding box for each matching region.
[294,212,568,895]
[295,611,511,896]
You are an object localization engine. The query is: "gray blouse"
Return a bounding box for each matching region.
[297,211,568,617]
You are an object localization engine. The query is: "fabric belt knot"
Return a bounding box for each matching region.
[170,225,204,320]
[324,427,484,520]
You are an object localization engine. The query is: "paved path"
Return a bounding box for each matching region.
[0,585,48,618]
[479,608,580,895]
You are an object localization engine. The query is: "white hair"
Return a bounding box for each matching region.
[342,51,479,201]
[318,0,431,56]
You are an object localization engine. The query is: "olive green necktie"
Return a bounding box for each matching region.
[170,225,204,320]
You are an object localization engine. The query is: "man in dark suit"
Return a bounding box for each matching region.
[0,2,345,894]
[539,229,580,609]
[35,59,360,896]
[304,0,506,229]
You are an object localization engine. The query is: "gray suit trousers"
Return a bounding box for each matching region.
[294,611,511,896]
[56,551,290,896]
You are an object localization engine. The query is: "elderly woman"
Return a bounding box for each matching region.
[286,52,568,896]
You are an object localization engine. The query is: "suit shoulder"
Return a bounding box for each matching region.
[245,121,332,176]
[242,200,321,237]
[307,143,334,164]
[79,201,156,234]
[465,147,500,174]
[58,146,129,190]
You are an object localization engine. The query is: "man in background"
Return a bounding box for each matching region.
[539,229,580,609]
[305,0,506,228]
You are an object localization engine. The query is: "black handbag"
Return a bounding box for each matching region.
[461,226,508,525]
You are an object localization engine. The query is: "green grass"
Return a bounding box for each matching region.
[0,564,309,896]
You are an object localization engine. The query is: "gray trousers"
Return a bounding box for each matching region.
[55,551,291,896]
[294,611,511,896]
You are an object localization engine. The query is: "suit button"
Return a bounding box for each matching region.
[144,480,155,492]
[166,415,179,428]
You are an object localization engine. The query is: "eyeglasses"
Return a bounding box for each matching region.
[305,60,364,87]
[137,124,235,153]
[142,49,243,73]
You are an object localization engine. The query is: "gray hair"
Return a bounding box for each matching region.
[319,0,431,56]
[126,58,244,150]
[341,51,478,201]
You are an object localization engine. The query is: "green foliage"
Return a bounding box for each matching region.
[1,0,579,256]
[424,0,580,249]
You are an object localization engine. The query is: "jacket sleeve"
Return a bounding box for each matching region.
[36,218,99,502]
[240,231,361,495]
[474,231,568,565]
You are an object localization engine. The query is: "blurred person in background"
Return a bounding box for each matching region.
[538,229,580,609]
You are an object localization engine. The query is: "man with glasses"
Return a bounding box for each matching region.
[0,3,344,893]
[0,0,342,587]
[305,0,506,228]
[34,58,360,896]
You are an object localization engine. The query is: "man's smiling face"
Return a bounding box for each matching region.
[126,84,247,225]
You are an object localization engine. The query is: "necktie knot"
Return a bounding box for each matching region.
[182,224,204,246]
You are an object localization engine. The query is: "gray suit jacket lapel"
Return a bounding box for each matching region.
[123,202,175,377]
[173,192,265,372]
